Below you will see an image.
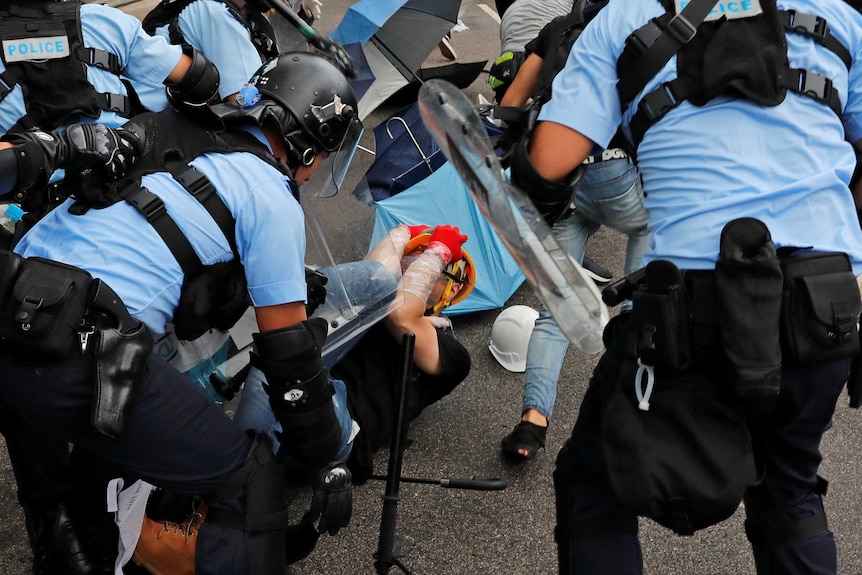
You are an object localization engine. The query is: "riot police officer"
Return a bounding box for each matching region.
[512,0,862,573]
[0,51,361,575]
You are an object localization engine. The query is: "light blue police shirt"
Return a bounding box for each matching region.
[135,0,265,111]
[539,0,862,274]
[0,3,183,133]
[14,125,307,335]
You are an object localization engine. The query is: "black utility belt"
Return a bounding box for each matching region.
[624,251,861,372]
[0,250,154,439]
[582,148,629,165]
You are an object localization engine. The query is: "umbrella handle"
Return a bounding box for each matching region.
[386,117,433,174]
[260,0,357,77]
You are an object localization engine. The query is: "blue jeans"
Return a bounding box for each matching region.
[232,259,397,464]
[522,158,649,420]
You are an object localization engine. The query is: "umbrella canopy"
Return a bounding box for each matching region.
[330,0,462,119]
[343,42,376,102]
[364,102,446,202]
[370,161,525,315]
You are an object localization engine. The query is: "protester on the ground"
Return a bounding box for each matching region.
[511,0,862,572]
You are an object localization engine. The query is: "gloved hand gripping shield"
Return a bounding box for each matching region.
[417,80,609,352]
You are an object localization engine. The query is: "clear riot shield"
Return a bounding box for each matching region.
[303,194,402,366]
[417,79,609,353]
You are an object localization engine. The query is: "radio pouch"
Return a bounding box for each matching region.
[714,218,783,403]
[780,250,860,365]
[631,260,690,370]
[0,256,92,359]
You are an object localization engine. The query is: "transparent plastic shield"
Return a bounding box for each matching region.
[417,80,609,353]
[303,196,402,365]
[300,117,365,198]
[226,190,402,370]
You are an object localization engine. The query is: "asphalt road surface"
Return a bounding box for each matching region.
[1,1,861,574]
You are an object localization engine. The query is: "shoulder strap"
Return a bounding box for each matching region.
[617,0,719,109]
[778,10,851,69]
[123,159,240,277]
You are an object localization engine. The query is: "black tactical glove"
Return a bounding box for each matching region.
[305,266,328,316]
[308,462,353,536]
[509,135,584,225]
[5,124,140,189]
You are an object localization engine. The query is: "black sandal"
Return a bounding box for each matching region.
[500,421,547,461]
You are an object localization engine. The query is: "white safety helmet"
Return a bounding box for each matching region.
[489,305,540,372]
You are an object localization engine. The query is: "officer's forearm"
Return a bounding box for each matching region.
[530,120,594,180]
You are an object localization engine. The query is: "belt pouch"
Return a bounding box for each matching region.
[780,250,860,365]
[631,260,690,370]
[714,218,783,402]
[91,318,154,439]
[0,256,92,359]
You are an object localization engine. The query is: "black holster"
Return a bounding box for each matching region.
[88,279,153,439]
[90,320,152,439]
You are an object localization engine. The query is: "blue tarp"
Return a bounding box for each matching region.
[371,162,525,315]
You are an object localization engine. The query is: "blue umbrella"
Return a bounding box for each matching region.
[343,42,376,103]
[329,0,406,46]
[329,0,462,119]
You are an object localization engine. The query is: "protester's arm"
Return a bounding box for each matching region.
[384,262,443,374]
[384,225,467,375]
[500,53,544,108]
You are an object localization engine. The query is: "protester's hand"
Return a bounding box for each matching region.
[403,224,432,238]
[301,0,323,21]
[60,124,141,178]
[305,266,328,316]
[308,462,352,536]
[428,224,468,264]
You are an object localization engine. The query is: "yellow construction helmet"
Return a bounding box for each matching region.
[404,229,476,312]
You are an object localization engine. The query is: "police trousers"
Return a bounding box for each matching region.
[554,313,851,575]
[0,350,257,575]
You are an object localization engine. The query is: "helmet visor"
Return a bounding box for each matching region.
[302,116,364,198]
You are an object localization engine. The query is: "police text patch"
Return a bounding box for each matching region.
[676,0,762,22]
[2,36,69,63]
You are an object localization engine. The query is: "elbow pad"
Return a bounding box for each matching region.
[166,46,221,108]
[510,135,585,225]
[250,317,342,469]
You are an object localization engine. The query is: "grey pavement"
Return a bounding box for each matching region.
[2,2,862,575]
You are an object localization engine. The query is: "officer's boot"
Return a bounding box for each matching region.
[22,496,98,575]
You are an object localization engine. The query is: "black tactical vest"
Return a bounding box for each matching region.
[617,0,851,147]
[0,1,132,133]
[89,110,291,340]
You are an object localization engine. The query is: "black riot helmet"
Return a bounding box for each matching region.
[251,52,358,158]
[231,52,363,196]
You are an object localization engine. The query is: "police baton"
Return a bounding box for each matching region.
[260,0,356,77]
